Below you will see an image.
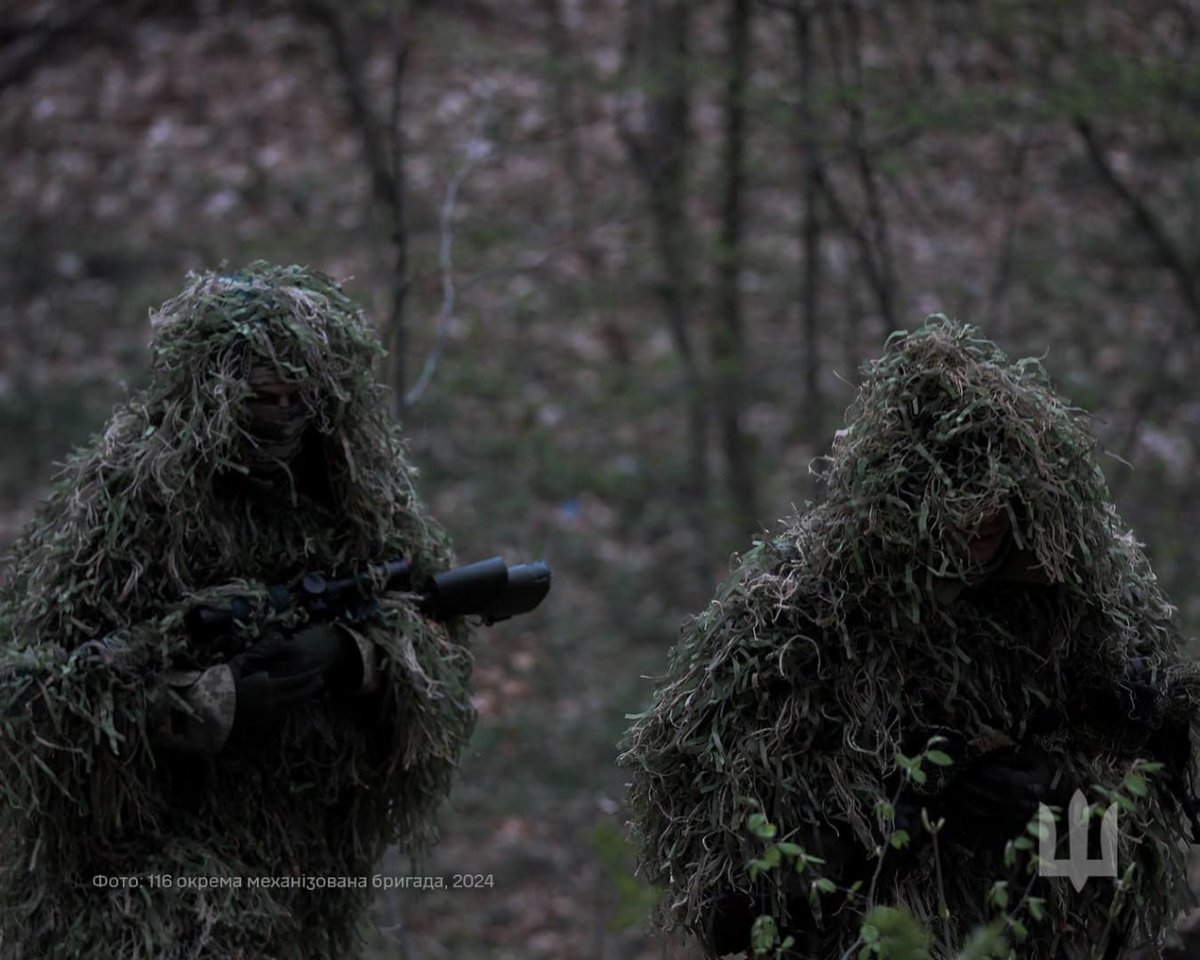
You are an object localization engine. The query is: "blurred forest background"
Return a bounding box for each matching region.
[2,0,1199,956]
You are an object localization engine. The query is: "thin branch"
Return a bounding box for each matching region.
[841,1,898,328]
[539,0,586,238]
[300,0,416,415]
[386,0,413,414]
[1074,117,1200,329]
[300,0,398,211]
[1110,335,1188,500]
[405,93,494,407]
[817,5,897,330]
[1073,117,1200,497]
[984,125,1030,329]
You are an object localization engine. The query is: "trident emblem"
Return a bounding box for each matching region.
[1037,790,1119,892]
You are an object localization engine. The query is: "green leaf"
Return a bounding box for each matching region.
[890,829,911,850]
[750,915,778,956]
[814,878,836,894]
[747,812,778,840]
[1123,773,1147,798]
[925,750,954,767]
[955,923,1008,960]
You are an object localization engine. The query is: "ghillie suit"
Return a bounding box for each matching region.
[622,318,1200,958]
[0,264,475,959]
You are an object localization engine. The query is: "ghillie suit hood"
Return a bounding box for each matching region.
[0,263,475,959]
[622,317,1199,957]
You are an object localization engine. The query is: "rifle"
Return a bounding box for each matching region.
[186,556,552,639]
[0,557,550,715]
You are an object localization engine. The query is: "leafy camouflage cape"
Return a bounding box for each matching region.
[0,263,475,959]
[621,318,1199,957]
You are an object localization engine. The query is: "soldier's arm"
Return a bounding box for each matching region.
[150,624,383,755]
[150,664,238,754]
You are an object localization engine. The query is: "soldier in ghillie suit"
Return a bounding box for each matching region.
[0,263,475,958]
[622,318,1200,958]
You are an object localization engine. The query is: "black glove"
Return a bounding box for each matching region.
[231,668,325,732]
[936,745,1067,845]
[229,624,363,732]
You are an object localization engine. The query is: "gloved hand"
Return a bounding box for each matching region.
[231,668,325,732]
[937,745,1067,844]
[229,623,363,732]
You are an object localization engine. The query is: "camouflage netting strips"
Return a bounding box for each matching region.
[621,317,1200,957]
[0,263,475,959]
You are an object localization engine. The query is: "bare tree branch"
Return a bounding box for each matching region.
[405,92,494,406]
[539,0,586,238]
[1109,333,1194,501]
[1074,115,1200,493]
[1075,117,1200,329]
[386,0,413,415]
[837,0,898,328]
[302,0,417,417]
[984,125,1030,329]
[300,0,399,212]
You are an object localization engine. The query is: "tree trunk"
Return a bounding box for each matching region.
[713,0,760,539]
[619,0,714,599]
[793,2,825,455]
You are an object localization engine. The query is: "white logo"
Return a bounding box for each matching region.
[1037,790,1118,892]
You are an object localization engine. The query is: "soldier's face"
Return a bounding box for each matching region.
[967,509,1010,566]
[241,364,309,471]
